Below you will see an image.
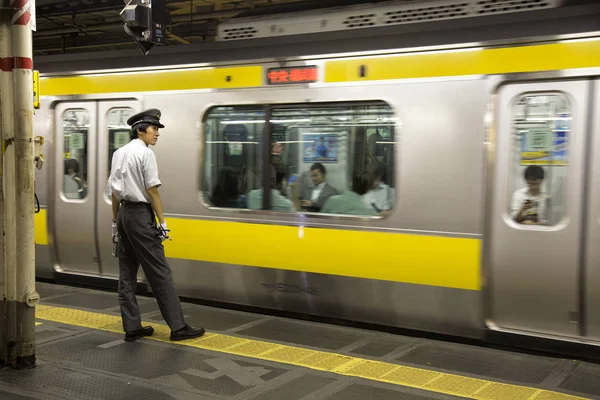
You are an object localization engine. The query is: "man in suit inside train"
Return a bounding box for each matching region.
[299,163,339,212]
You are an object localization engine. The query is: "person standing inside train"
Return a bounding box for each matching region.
[108,109,205,342]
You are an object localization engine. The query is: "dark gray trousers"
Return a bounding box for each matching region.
[116,202,186,333]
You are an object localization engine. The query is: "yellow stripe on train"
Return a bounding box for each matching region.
[37,40,600,96]
[34,211,480,291]
[325,40,600,82]
[40,66,263,96]
[162,218,481,291]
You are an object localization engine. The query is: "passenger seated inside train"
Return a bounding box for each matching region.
[247,164,295,212]
[511,165,548,225]
[299,163,339,212]
[211,166,246,208]
[362,163,394,215]
[321,172,377,216]
[63,158,88,199]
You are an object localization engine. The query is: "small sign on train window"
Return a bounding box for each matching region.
[267,66,318,85]
[69,133,85,150]
[114,131,130,149]
[526,128,553,152]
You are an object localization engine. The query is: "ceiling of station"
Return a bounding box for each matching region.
[33,0,391,55]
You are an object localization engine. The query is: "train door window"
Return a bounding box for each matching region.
[270,101,396,216]
[62,108,89,200]
[202,106,264,209]
[508,93,571,226]
[106,107,134,197]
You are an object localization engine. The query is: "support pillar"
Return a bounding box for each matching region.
[0,8,17,368]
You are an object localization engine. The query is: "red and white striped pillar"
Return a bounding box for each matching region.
[0,8,17,368]
[10,0,37,369]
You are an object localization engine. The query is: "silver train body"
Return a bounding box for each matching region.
[31,33,600,353]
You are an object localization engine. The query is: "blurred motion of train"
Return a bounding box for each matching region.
[30,0,600,356]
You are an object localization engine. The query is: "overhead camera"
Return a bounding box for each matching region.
[120,0,169,55]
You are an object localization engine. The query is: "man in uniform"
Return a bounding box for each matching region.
[109,109,205,342]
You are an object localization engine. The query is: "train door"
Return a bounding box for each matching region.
[585,79,600,341]
[54,100,141,278]
[487,80,590,338]
[54,102,98,275]
[96,101,140,278]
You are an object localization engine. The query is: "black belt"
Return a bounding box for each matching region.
[120,200,149,206]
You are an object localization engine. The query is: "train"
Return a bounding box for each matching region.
[30,16,600,356]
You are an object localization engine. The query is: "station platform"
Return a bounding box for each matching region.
[1,282,600,400]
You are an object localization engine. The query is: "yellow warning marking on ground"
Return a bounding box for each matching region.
[35,322,42,326]
[474,382,537,400]
[380,365,440,387]
[228,340,282,357]
[340,359,398,379]
[531,392,586,400]
[196,334,247,350]
[426,374,489,397]
[36,306,121,329]
[261,346,316,363]
[35,304,590,400]
[146,323,176,342]
[301,352,355,371]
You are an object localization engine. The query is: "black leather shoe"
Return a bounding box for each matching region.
[170,324,205,341]
[125,326,154,342]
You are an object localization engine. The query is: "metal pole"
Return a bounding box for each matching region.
[0,18,5,366]
[0,8,17,368]
[11,0,37,369]
[262,107,272,210]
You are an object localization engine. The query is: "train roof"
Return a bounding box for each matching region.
[34,2,600,75]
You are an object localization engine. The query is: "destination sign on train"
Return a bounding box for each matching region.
[267,66,318,85]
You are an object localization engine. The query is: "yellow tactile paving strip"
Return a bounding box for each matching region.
[35,305,589,400]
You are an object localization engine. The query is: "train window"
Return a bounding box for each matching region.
[508,93,571,226]
[201,102,396,216]
[202,106,264,209]
[106,108,134,197]
[270,102,396,216]
[62,108,89,200]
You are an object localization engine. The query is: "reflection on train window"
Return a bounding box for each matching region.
[509,93,570,226]
[271,102,396,216]
[202,106,264,209]
[201,101,396,217]
[62,109,89,200]
[107,108,134,197]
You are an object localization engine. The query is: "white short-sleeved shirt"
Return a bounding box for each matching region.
[108,138,161,203]
[510,187,547,224]
[362,183,394,212]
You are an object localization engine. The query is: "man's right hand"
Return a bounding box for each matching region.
[158,221,170,242]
